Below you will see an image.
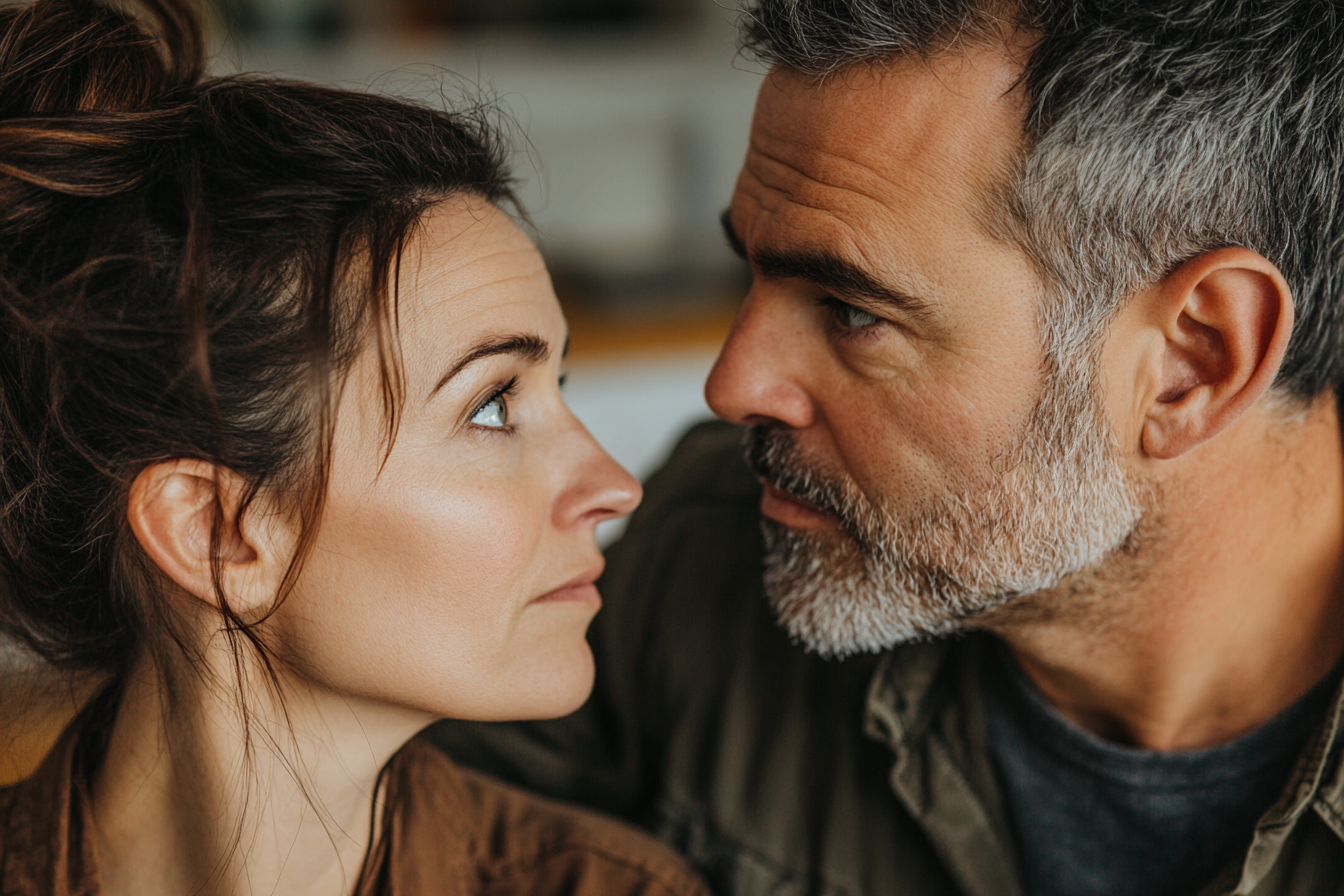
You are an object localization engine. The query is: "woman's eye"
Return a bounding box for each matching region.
[842,303,880,328]
[470,395,507,428]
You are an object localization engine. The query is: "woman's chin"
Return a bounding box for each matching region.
[515,637,597,720]
[423,636,597,723]
[533,650,597,719]
[508,603,601,719]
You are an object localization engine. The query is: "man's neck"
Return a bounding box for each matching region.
[985,394,1344,751]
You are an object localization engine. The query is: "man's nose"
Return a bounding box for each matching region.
[704,289,817,430]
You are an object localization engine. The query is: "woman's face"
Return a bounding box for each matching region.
[272,198,640,721]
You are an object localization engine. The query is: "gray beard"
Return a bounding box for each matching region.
[746,359,1149,659]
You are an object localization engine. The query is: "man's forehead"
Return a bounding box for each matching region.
[746,50,1028,225]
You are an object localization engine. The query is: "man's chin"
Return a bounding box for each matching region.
[764,578,966,659]
[759,518,965,659]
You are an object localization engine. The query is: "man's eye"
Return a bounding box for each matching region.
[841,303,880,328]
[470,395,507,428]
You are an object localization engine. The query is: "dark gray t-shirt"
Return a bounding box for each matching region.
[983,640,1337,896]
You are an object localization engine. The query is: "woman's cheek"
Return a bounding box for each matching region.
[275,463,539,704]
[384,464,543,631]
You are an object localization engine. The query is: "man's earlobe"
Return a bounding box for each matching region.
[1141,248,1293,459]
[127,460,275,615]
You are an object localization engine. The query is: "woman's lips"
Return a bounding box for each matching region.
[533,565,604,605]
[760,480,838,530]
[534,582,601,605]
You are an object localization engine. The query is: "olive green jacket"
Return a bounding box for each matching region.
[430,421,1344,896]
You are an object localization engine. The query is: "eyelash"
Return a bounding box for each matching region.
[819,296,885,342]
[470,376,519,434]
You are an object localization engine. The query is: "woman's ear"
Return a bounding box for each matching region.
[1138,247,1294,459]
[127,460,287,617]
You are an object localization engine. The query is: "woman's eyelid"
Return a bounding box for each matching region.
[460,356,568,434]
[470,396,507,428]
[467,377,518,430]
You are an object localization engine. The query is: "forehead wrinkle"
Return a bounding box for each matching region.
[738,154,893,247]
[430,245,545,279]
[458,269,549,295]
[747,140,993,278]
[408,251,548,309]
[743,148,1018,303]
[751,73,1024,240]
[746,135,901,216]
[738,154,945,307]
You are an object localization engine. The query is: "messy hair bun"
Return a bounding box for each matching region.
[0,0,515,676]
[0,0,202,118]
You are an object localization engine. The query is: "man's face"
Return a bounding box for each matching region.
[707,53,1147,656]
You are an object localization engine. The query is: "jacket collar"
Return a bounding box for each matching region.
[862,638,955,751]
[862,634,1344,896]
[0,718,100,896]
[862,635,1023,896]
[1235,675,1344,893]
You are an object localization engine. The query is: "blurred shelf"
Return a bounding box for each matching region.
[213,28,763,285]
[561,298,736,361]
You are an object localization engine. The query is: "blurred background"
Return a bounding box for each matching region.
[1,0,761,784]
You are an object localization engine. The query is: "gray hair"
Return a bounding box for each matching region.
[741,0,1344,401]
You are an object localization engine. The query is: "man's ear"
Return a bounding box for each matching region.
[1139,247,1294,459]
[127,460,286,617]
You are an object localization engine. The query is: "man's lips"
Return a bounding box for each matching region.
[533,564,604,605]
[759,480,838,530]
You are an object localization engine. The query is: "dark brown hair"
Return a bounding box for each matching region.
[0,0,516,682]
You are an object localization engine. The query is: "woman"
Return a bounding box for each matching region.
[0,1,706,894]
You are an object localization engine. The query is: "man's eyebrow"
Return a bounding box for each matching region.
[429,334,549,398]
[719,209,932,320]
[754,248,932,317]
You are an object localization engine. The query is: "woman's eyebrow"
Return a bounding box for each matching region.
[429,334,550,398]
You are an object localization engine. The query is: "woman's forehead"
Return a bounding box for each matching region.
[396,202,561,374]
[405,202,544,304]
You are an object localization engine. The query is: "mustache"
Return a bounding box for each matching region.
[742,425,851,523]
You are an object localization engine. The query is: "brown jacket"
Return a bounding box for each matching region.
[0,715,709,896]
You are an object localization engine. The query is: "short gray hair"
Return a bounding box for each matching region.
[741,0,1344,401]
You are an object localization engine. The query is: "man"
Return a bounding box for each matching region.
[430,1,1344,893]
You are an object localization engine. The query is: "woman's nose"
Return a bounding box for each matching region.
[554,420,642,530]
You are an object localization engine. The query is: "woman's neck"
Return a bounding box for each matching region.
[90,640,433,896]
